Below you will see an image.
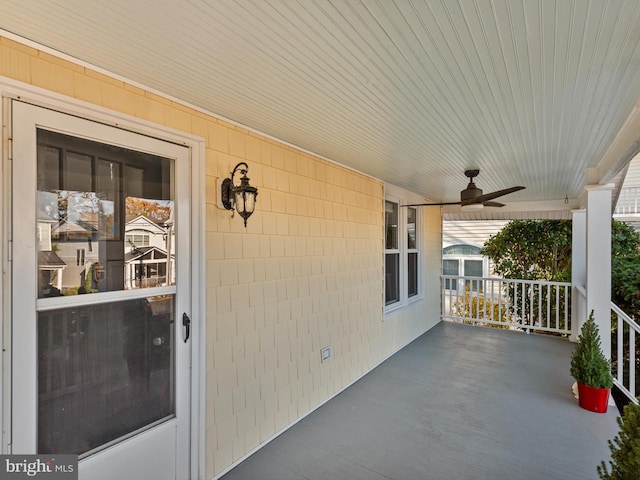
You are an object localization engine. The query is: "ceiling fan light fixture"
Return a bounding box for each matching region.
[460,203,484,211]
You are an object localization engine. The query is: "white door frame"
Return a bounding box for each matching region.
[0,78,206,479]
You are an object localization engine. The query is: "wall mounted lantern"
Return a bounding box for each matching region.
[221,162,258,227]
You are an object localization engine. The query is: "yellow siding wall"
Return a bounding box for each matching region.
[1,36,442,479]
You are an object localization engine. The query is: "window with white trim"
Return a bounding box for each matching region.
[385,198,421,310]
[442,244,489,292]
[407,207,418,298]
[385,200,400,306]
[125,229,150,247]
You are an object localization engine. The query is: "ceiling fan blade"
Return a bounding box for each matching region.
[464,186,525,204]
[482,201,505,208]
[401,201,461,207]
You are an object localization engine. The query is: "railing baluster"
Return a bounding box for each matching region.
[564,285,569,333]
[536,284,551,327]
[547,285,558,328]
[510,282,521,324]
[498,279,502,324]
[527,282,531,330]
[617,313,623,385]
[630,326,636,399]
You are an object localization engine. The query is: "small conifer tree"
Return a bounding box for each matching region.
[570,311,613,389]
[598,400,640,480]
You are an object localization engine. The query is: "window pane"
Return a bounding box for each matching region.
[385,201,398,250]
[36,130,174,297]
[443,244,482,255]
[407,207,416,249]
[38,295,175,456]
[464,260,484,291]
[464,260,483,277]
[385,253,399,305]
[443,259,459,276]
[408,252,418,297]
[443,259,459,290]
[65,152,92,192]
[37,145,60,191]
[96,159,121,240]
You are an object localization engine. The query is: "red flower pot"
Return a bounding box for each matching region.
[577,382,610,413]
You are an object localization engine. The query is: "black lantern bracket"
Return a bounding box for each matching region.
[220,162,258,227]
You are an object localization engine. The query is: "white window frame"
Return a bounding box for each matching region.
[126,230,151,247]
[385,198,401,309]
[384,193,423,314]
[406,206,419,299]
[442,247,490,293]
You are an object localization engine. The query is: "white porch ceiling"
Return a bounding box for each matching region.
[3,0,640,220]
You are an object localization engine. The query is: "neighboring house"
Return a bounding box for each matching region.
[442,244,487,291]
[50,218,99,292]
[38,191,174,294]
[442,220,508,289]
[124,215,174,288]
[614,153,640,232]
[36,205,65,294]
[125,214,170,250]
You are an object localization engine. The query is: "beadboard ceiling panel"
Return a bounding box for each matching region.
[3,0,640,220]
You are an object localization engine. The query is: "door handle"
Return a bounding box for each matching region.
[182,313,191,343]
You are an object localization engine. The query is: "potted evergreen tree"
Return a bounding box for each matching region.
[570,311,614,413]
[597,399,640,479]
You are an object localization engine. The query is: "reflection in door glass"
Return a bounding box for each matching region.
[38,296,175,456]
[125,197,175,289]
[36,130,174,297]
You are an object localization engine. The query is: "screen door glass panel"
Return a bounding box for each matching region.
[36,130,175,298]
[35,129,177,456]
[37,295,175,455]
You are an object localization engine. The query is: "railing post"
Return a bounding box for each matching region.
[570,209,586,342]
[585,184,613,360]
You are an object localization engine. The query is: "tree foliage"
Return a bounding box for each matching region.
[612,254,640,315]
[610,221,640,316]
[482,220,640,314]
[598,399,640,480]
[480,220,572,282]
[612,221,640,258]
[125,197,172,224]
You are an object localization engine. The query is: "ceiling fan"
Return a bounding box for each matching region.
[403,169,525,209]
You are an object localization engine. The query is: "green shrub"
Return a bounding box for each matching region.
[598,400,640,480]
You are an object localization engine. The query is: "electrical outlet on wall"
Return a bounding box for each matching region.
[321,346,331,363]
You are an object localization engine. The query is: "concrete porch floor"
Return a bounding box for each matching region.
[220,321,619,480]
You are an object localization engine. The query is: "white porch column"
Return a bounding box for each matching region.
[570,209,586,342]
[585,184,614,360]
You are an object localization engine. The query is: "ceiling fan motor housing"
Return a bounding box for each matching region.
[461,183,482,203]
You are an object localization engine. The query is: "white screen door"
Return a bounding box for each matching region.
[11,101,192,479]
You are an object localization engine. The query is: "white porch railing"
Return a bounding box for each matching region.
[611,303,640,404]
[441,275,572,335]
